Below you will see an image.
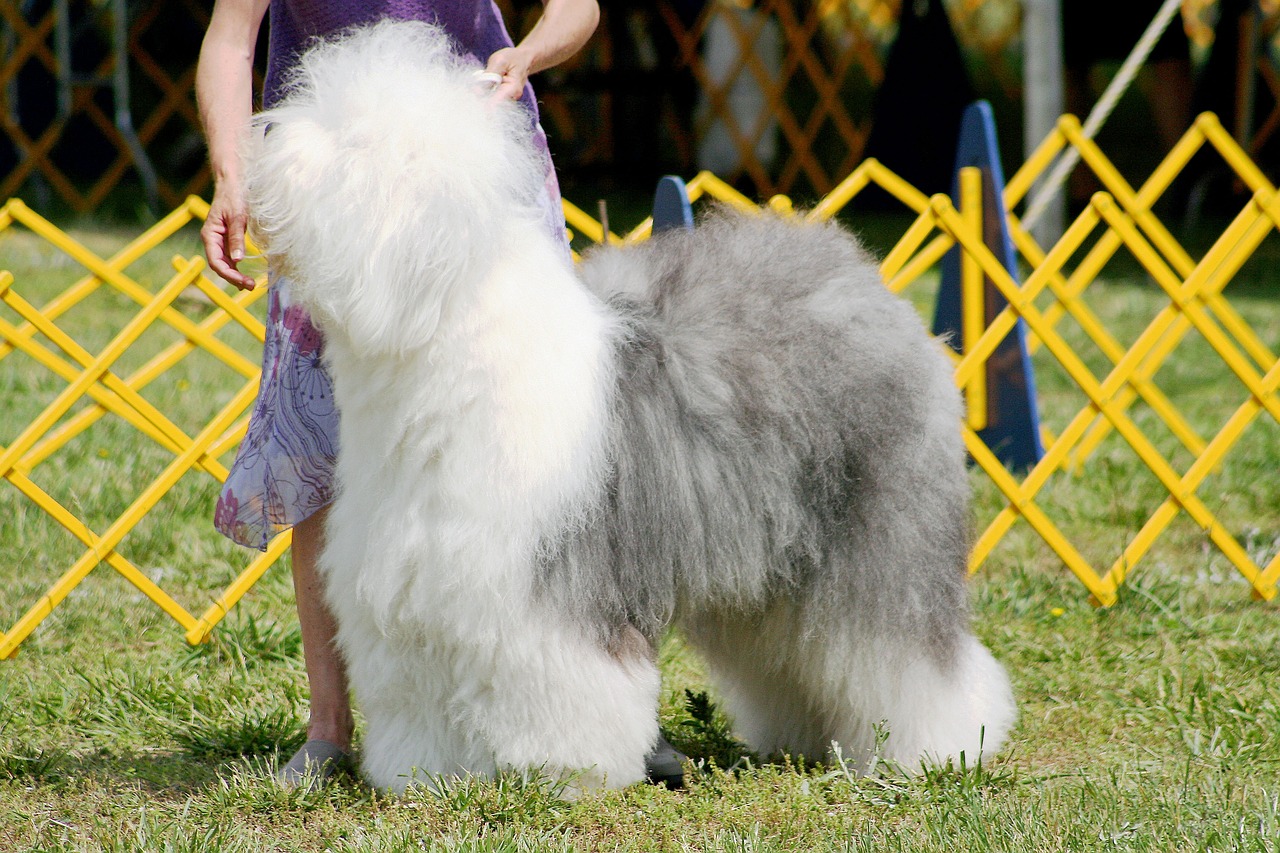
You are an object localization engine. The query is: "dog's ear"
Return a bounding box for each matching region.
[244,20,543,356]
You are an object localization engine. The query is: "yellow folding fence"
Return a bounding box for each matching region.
[0,197,290,659]
[1,112,1278,657]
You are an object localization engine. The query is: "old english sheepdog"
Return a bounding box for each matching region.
[245,20,1016,792]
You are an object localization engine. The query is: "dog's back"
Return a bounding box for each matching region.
[557,212,970,653]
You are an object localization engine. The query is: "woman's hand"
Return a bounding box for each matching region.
[201,177,257,290]
[485,0,598,101]
[484,46,535,101]
[198,0,271,290]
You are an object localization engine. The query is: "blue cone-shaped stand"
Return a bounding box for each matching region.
[934,101,1044,470]
[652,175,694,234]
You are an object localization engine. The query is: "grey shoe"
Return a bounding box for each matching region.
[276,739,350,791]
[645,734,686,789]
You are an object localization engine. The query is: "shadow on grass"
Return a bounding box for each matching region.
[2,707,306,794]
[2,744,225,793]
[169,703,306,763]
[4,676,1017,808]
[662,688,752,773]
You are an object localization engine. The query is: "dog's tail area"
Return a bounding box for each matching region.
[244,20,545,354]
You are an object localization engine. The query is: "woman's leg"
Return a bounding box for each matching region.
[290,506,356,747]
[278,507,355,786]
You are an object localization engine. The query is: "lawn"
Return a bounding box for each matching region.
[0,212,1278,852]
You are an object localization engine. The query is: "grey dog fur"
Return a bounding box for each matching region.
[538,210,971,668]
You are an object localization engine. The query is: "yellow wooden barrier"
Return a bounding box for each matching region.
[1,112,1278,656]
[0,197,280,658]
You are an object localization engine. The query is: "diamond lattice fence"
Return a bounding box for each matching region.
[3,0,1032,211]
[0,196,286,658]
[0,0,218,213]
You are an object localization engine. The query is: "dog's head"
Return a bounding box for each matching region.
[244,20,543,355]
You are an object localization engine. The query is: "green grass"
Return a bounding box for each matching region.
[1,218,1279,851]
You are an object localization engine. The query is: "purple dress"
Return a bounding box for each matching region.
[214,0,569,550]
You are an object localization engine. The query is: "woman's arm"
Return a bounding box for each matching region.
[485,0,600,102]
[196,0,271,289]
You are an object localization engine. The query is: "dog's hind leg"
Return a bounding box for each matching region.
[836,629,1016,772]
[681,603,848,764]
[683,596,1015,773]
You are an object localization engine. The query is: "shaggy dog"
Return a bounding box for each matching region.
[245,20,1016,792]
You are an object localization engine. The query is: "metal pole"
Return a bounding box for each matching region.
[1021,0,1064,246]
[112,0,160,213]
[54,0,72,119]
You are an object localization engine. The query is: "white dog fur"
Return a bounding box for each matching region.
[245,20,1016,792]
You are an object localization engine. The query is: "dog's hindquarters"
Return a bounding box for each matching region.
[677,372,1014,769]
[579,212,1016,770]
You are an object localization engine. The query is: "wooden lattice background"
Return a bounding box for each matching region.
[1,0,1026,213]
[1,0,222,212]
[2,0,1279,212]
